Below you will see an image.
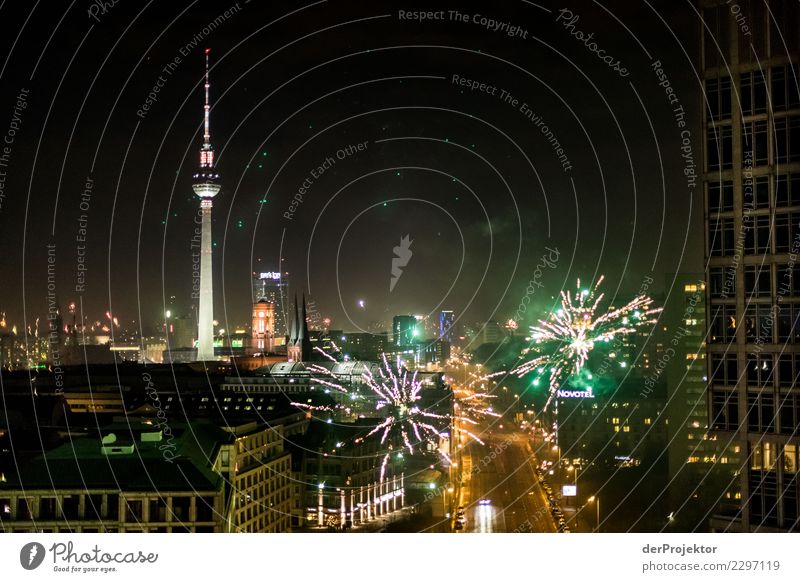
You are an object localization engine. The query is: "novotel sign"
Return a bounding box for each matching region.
[556,387,594,399]
[259,272,282,280]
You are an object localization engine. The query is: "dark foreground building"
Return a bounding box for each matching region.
[701,0,800,531]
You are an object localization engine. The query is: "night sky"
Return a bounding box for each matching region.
[0,0,702,335]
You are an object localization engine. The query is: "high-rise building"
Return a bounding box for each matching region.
[701,0,800,531]
[337,331,388,360]
[392,315,417,347]
[665,277,739,529]
[439,310,455,344]
[252,271,289,338]
[192,48,221,361]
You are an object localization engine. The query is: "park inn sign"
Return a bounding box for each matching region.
[556,387,594,399]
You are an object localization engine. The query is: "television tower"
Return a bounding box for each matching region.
[192,48,220,361]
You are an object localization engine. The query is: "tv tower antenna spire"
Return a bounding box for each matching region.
[192,48,221,361]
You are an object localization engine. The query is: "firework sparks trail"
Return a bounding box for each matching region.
[513,276,662,409]
[357,353,456,479]
[313,345,338,363]
[290,350,486,480]
[287,359,349,412]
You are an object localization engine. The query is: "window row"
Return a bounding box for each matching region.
[706,65,799,121]
[707,116,800,170]
[709,211,800,256]
[712,351,800,388]
[711,391,800,435]
[744,304,800,343]
[709,303,800,344]
[750,442,799,474]
[709,263,800,299]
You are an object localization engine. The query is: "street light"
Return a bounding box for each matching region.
[588,495,600,532]
[317,483,325,527]
[444,486,455,521]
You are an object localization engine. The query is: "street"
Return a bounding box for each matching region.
[455,430,557,533]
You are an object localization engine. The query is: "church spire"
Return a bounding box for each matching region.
[300,294,308,340]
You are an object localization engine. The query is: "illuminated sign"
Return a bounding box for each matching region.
[259,272,282,280]
[556,387,594,399]
[562,485,577,497]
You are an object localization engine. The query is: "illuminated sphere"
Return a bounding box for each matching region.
[192,171,221,198]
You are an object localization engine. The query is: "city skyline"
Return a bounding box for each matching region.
[0,0,701,333]
[1,0,799,559]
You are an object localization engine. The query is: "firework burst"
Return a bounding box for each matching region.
[357,354,453,479]
[289,349,486,479]
[514,276,661,409]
